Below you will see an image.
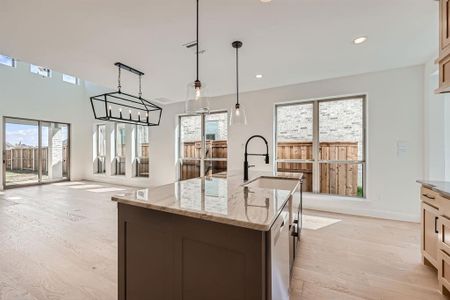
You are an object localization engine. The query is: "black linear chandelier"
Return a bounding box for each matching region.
[90,62,162,126]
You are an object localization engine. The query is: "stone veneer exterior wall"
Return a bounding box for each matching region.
[181,113,228,142]
[277,98,363,159]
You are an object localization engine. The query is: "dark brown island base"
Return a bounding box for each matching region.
[113,171,303,300]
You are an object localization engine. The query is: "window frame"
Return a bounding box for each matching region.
[274,95,367,198]
[0,55,15,68]
[62,74,79,85]
[114,123,126,175]
[134,125,149,177]
[95,124,106,174]
[177,111,228,180]
[30,64,52,77]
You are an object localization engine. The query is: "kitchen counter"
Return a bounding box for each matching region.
[112,170,303,231]
[417,180,450,199]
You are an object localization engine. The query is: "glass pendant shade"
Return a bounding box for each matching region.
[230,103,247,125]
[185,81,210,114]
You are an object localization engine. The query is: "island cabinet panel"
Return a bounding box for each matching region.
[422,202,439,268]
[118,203,267,300]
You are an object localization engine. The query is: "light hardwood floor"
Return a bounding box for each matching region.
[0,182,446,299]
[291,211,446,299]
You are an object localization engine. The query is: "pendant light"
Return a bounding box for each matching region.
[185,0,209,114]
[230,41,247,126]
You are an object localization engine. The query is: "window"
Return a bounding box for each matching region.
[30,64,51,77]
[275,96,366,197]
[62,74,78,84]
[114,123,126,175]
[135,125,149,177]
[95,125,106,174]
[0,54,15,67]
[178,112,228,180]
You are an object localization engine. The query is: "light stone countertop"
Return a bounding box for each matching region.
[112,171,303,231]
[417,180,450,199]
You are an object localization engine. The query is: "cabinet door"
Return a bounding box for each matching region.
[439,54,450,92]
[438,250,450,295]
[442,0,450,52]
[438,214,450,255]
[422,202,439,268]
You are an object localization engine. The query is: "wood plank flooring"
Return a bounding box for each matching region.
[291,211,446,299]
[0,182,446,299]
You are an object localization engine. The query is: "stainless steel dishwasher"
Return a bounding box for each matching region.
[269,204,290,300]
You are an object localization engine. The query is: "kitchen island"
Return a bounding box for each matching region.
[113,171,303,300]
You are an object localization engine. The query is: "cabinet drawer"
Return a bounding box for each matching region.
[439,195,450,218]
[421,186,439,207]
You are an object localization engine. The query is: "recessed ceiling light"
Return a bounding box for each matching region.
[260,0,272,3]
[256,74,263,79]
[353,36,367,45]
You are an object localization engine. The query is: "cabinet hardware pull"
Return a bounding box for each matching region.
[423,194,435,200]
[435,216,439,234]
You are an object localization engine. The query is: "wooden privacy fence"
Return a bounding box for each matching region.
[182,140,359,196]
[5,146,68,174]
[276,141,359,196]
[181,140,228,180]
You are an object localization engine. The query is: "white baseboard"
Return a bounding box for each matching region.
[301,192,420,223]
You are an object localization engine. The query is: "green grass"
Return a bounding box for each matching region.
[357,186,364,197]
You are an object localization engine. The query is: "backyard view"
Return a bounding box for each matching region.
[276,97,365,197]
[4,118,69,186]
[179,113,228,180]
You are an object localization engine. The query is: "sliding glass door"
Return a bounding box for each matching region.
[4,118,40,186]
[41,122,69,182]
[3,117,70,188]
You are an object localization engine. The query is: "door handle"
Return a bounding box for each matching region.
[435,216,439,234]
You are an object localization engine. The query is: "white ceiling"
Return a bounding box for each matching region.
[0,0,438,103]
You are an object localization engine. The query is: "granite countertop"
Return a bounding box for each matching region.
[417,180,450,199]
[112,171,303,231]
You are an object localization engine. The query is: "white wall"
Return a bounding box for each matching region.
[0,60,430,222]
[0,60,93,189]
[446,99,450,181]
[423,58,450,181]
[424,59,447,180]
[150,65,426,222]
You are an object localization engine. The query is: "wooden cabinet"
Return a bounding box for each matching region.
[441,0,450,52]
[437,0,450,93]
[438,250,450,297]
[422,202,439,268]
[420,185,450,296]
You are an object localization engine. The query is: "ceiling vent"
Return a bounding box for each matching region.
[183,41,206,54]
